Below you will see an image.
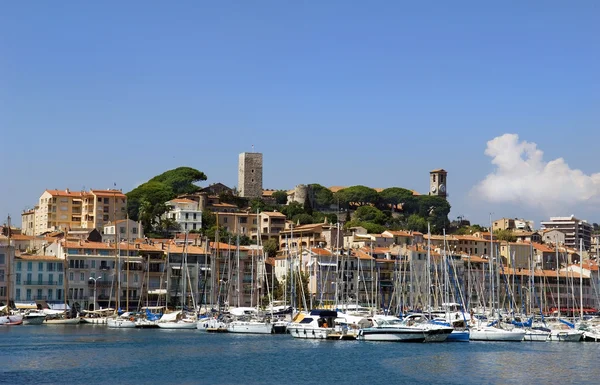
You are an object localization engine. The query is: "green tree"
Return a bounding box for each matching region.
[272,190,288,205]
[415,195,451,234]
[406,214,428,233]
[312,212,338,224]
[494,229,516,242]
[344,220,386,234]
[263,239,279,258]
[378,187,418,214]
[126,167,207,233]
[303,194,313,216]
[281,201,305,220]
[353,206,388,225]
[292,213,314,225]
[334,185,380,208]
[310,184,334,208]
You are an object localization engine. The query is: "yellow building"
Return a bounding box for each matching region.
[31,189,127,235]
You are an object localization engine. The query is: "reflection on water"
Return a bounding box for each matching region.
[1,326,599,385]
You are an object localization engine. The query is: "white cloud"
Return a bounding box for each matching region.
[474,134,600,213]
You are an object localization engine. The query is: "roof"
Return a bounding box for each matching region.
[16,254,63,261]
[210,202,238,208]
[351,249,374,260]
[44,189,87,197]
[307,248,332,256]
[430,169,447,173]
[262,211,286,217]
[168,198,198,204]
[384,230,412,237]
[90,189,127,198]
[532,242,555,253]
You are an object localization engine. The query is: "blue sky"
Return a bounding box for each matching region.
[1,1,599,228]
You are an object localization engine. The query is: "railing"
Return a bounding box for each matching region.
[88,281,113,288]
[22,281,61,286]
[99,266,111,271]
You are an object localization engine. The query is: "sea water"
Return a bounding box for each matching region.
[1,326,598,385]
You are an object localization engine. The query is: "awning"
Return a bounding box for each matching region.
[14,302,38,310]
[148,289,167,295]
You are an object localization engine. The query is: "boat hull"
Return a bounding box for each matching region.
[157,322,197,329]
[0,315,24,325]
[446,330,470,342]
[358,328,428,342]
[288,326,331,339]
[81,317,108,325]
[523,330,550,342]
[227,321,273,334]
[469,327,525,342]
[583,330,600,342]
[107,319,137,328]
[44,317,81,325]
[23,315,46,325]
[548,330,582,342]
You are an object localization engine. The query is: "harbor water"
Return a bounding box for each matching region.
[1,326,599,385]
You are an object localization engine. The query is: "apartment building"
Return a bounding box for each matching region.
[164,198,202,233]
[27,189,127,236]
[540,215,592,250]
[103,219,143,243]
[13,254,65,304]
[0,242,11,305]
[493,217,534,232]
[216,211,286,241]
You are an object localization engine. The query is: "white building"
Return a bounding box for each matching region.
[14,254,65,305]
[540,215,592,250]
[103,219,143,243]
[164,198,202,233]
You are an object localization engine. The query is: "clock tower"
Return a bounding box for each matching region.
[429,169,447,198]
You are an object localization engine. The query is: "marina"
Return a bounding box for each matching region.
[1,325,599,385]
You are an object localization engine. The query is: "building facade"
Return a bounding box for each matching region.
[14,254,64,305]
[30,189,127,235]
[165,198,202,233]
[540,216,592,250]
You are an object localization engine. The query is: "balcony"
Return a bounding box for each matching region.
[88,280,113,288]
[22,281,61,286]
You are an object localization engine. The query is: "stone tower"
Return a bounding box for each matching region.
[429,169,447,198]
[238,152,263,198]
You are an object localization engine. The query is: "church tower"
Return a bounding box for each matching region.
[429,169,447,198]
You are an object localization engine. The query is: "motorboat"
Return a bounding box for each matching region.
[358,315,430,342]
[287,310,337,339]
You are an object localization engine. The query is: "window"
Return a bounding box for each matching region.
[26,289,31,301]
[104,198,109,204]
[134,274,138,283]
[16,261,21,271]
[38,273,43,284]
[47,263,54,272]
[0,269,3,282]
[103,215,109,221]
[193,224,197,230]
[69,272,74,281]
[26,273,32,284]
[103,206,109,213]
[132,227,137,234]
[120,226,125,234]
[59,274,63,285]
[193,213,197,220]
[57,289,63,300]
[15,288,20,300]
[37,289,42,299]
[0,254,4,264]
[80,273,85,281]
[48,289,53,300]
[16,273,21,284]
[27,262,33,271]
[48,273,54,285]
[39,262,44,271]
[433,174,437,182]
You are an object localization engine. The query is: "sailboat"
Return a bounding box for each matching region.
[158,234,197,329]
[226,226,274,334]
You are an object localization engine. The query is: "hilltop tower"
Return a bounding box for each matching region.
[429,169,447,198]
[238,152,263,198]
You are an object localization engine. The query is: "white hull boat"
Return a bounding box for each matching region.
[358,327,428,342]
[523,329,550,342]
[107,318,137,328]
[44,317,80,325]
[288,310,338,340]
[157,321,197,329]
[81,317,108,325]
[469,326,525,341]
[0,314,24,325]
[227,320,273,334]
[548,329,583,342]
[197,318,227,331]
